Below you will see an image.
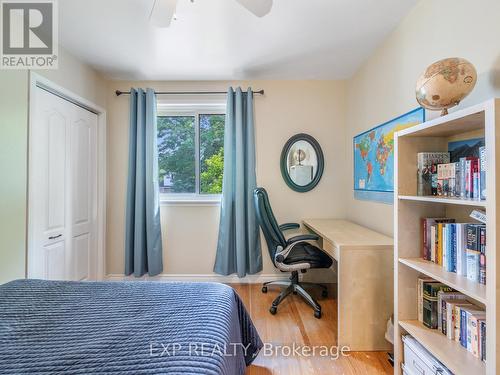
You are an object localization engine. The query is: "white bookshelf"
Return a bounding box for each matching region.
[394,99,500,375]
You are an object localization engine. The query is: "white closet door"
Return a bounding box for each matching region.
[29,87,98,280]
[70,106,97,281]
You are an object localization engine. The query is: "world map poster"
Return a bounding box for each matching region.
[353,108,425,203]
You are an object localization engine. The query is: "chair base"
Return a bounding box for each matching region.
[262,271,328,319]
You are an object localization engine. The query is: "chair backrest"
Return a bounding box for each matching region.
[253,187,287,264]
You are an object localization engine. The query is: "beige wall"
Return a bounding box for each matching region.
[345,0,500,236]
[0,71,29,284]
[0,47,107,284]
[106,80,347,278]
[34,48,107,108]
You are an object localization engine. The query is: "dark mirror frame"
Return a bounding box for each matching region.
[280,133,324,193]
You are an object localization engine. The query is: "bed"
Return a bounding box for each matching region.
[0,279,262,375]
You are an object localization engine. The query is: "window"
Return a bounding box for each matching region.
[157,105,225,200]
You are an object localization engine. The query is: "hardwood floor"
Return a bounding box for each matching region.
[230,284,393,375]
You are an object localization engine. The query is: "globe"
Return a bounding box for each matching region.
[416,57,477,116]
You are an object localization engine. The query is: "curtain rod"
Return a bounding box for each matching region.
[115,89,264,96]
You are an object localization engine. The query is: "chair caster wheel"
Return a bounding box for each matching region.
[314,310,322,319]
[322,290,328,298]
[262,286,268,293]
[270,306,277,315]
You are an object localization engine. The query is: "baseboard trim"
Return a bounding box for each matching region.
[105,273,287,284]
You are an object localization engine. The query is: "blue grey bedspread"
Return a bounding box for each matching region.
[0,279,262,375]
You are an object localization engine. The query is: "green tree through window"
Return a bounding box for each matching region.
[157,113,225,195]
[200,114,225,194]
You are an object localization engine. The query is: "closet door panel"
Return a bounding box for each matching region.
[44,241,66,280]
[73,233,90,281]
[29,86,98,281]
[46,112,67,233]
[70,108,98,281]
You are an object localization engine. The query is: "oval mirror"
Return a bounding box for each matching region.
[280,133,324,192]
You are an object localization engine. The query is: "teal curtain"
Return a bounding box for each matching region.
[214,87,262,277]
[125,88,163,277]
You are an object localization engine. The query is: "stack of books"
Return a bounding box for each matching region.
[421,218,486,285]
[417,278,486,361]
[417,147,486,200]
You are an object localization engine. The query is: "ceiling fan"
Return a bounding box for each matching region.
[150,0,273,27]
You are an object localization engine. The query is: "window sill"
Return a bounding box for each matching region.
[160,195,221,207]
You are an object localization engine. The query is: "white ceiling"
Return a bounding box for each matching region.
[59,0,418,80]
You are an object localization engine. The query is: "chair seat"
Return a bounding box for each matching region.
[283,242,333,269]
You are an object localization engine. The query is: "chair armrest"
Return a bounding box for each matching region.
[279,223,300,231]
[274,244,311,272]
[287,234,319,244]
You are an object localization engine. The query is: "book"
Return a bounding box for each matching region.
[417,152,450,196]
[442,223,456,272]
[473,158,480,199]
[437,223,443,265]
[454,161,461,197]
[469,158,479,198]
[480,320,486,361]
[423,282,453,329]
[454,302,473,342]
[459,157,467,198]
[471,313,486,357]
[466,249,480,282]
[466,223,482,251]
[479,253,486,285]
[441,224,449,271]
[417,277,436,323]
[466,224,484,282]
[431,164,439,195]
[430,225,437,262]
[460,308,468,347]
[479,146,486,200]
[437,163,456,196]
[479,226,486,285]
[456,223,468,277]
[447,301,472,340]
[449,224,457,273]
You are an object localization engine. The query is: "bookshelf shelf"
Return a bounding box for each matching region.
[399,257,487,304]
[398,195,487,207]
[394,99,499,375]
[399,320,485,375]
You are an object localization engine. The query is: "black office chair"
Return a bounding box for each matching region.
[253,187,333,319]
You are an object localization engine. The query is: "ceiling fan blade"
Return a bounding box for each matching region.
[150,0,178,27]
[235,0,273,17]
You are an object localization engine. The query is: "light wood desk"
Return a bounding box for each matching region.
[303,219,393,351]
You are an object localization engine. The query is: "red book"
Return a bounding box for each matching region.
[467,157,479,198]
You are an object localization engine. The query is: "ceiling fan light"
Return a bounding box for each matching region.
[150,0,178,28]
[235,0,273,18]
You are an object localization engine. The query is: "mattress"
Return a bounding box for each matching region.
[0,279,262,375]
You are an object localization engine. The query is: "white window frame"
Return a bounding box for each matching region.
[157,100,226,205]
